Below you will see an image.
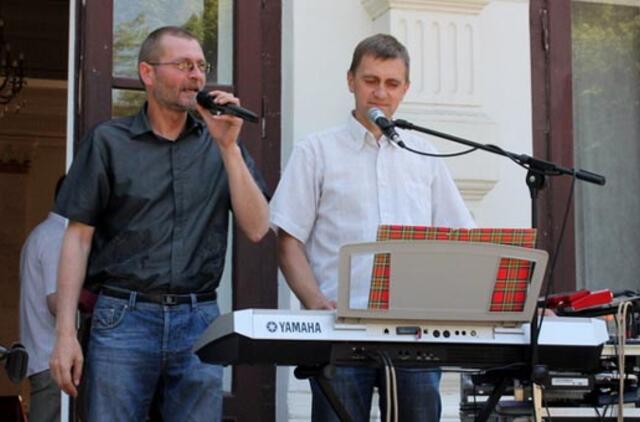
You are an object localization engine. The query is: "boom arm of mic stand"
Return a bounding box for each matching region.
[517,154,606,186]
[393,119,606,186]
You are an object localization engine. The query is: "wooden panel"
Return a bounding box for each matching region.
[0,81,68,137]
[3,0,69,80]
[530,0,576,293]
[77,0,113,141]
[0,173,28,397]
[260,0,283,194]
[224,1,280,420]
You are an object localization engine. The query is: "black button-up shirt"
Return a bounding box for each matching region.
[55,105,268,294]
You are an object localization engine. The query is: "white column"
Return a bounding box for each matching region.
[363,0,500,219]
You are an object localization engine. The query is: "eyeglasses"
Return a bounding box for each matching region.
[147,59,212,74]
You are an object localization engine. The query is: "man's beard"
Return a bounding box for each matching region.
[154,85,199,112]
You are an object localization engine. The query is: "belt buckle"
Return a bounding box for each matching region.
[163,294,178,305]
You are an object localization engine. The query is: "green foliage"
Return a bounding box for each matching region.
[112,90,147,118]
[183,0,220,81]
[110,0,224,116]
[113,14,150,78]
[572,2,640,136]
[113,1,220,81]
[572,3,640,97]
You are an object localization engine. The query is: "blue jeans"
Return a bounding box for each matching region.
[310,366,442,422]
[85,293,223,421]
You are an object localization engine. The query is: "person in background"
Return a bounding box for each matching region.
[20,176,67,422]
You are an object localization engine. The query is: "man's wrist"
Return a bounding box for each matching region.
[218,142,241,154]
[56,319,78,337]
[218,143,243,164]
[56,329,77,338]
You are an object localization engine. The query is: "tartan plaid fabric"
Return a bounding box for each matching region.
[368,225,537,312]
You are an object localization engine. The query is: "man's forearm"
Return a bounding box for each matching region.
[277,231,334,310]
[221,144,269,242]
[55,223,94,336]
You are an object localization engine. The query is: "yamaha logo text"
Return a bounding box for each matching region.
[266,320,322,334]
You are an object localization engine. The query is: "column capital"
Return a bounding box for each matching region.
[362,0,491,19]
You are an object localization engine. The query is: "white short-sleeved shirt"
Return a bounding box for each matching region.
[19,212,67,376]
[270,114,475,309]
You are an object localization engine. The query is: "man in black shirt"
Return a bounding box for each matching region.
[49,26,269,421]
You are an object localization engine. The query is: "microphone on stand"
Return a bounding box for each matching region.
[196,91,259,123]
[1,343,28,384]
[367,107,405,147]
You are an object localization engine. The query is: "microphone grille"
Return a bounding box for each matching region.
[367,107,385,124]
[196,91,210,105]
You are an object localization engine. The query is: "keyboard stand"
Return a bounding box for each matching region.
[294,364,353,422]
[474,375,511,422]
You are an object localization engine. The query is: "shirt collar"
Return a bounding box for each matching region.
[184,112,205,136]
[129,103,204,139]
[346,111,400,150]
[48,212,67,226]
[130,104,154,138]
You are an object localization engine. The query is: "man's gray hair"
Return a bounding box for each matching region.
[138,26,199,65]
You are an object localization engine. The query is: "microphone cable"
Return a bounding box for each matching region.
[396,141,478,158]
[535,171,577,337]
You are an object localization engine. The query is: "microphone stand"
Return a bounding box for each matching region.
[393,119,605,188]
[393,118,605,421]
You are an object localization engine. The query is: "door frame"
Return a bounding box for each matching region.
[530,0,576,293]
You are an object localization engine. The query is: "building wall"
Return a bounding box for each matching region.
[279,0,532,420]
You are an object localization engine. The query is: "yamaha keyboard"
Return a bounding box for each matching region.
[194,309,609,372]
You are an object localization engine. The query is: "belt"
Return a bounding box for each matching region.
[101,286,217,306]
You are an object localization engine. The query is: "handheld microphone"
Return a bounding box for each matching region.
[196,91,259,123]
[366,107,405,147]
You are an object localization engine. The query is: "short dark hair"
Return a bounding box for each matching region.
[138,26,199,65]
[348,34,410,82]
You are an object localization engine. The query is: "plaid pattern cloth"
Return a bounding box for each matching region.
[368,225,537,312]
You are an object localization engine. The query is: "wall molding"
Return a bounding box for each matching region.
[362,0,491,19]
[458,178,496,201]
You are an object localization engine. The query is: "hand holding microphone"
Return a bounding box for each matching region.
[195,90,245,150]
[196,91,259,123]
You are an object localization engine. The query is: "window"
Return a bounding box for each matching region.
[111,0,234,117]
[531,0,639,292]
[572,1,640,290]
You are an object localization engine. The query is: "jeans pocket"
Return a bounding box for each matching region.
[92,300,129,330]
[195,302,219,327]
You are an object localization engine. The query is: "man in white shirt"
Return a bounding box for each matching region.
[270,34,475,421]
[19,177,67,422]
